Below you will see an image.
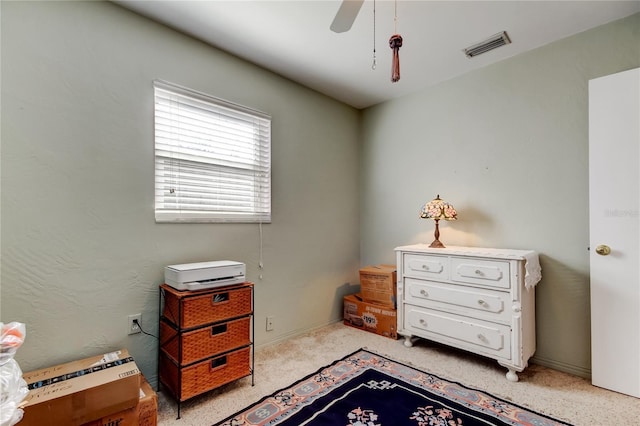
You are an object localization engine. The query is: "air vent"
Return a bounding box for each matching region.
[464,31,511,58]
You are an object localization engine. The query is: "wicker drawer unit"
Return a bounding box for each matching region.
[159,282,254,418]
[396,245,541,382]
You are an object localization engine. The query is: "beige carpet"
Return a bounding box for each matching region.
[157,322,639,425]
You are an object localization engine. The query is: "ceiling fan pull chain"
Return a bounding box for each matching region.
[372,0,377,70]
[394,0,398,33]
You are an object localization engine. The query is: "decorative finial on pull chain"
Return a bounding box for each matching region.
[389,0,402,82]
[389,34,402,82]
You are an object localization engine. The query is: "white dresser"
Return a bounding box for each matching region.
[395,244,541,381]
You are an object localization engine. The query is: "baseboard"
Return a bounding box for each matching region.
[148,324,592,389]
[147,373,159,391]
[531,355,591,379]
[254,318,343,351]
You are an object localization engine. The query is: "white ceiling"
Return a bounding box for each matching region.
[115,1,640,109]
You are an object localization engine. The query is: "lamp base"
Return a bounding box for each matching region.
[429,239,446,248]
[429,220,446,248]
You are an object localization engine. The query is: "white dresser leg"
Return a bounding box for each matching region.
[506,369,519,382]
[403,336,414,347]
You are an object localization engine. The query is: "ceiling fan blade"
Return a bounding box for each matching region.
[330,0,365,33]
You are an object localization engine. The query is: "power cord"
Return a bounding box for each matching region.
[133,319,159,340]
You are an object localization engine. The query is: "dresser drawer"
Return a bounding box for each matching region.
[162,284,253,329]
[403,254,448,280]
[451,257,510,289]
[161,316,251,365]
[404,278,510,324]
[404,305,511,360]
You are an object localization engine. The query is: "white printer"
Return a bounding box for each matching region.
[164,260,246,291]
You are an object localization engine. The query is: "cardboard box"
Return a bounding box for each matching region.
[21,349,141,426]
[359,264,397,307]
[82,376,158,426]
[343,293,398,339]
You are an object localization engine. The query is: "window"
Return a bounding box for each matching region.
[154,80,271,223]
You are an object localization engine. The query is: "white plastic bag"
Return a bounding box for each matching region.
[0,322,25,366]
[0,322,27,426]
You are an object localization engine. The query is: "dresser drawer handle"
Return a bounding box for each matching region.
[477,299,487,307]
[422,265,430,271]
[475,269,483,276]
[420,289,429,297]
[419,318,427,327]
[477,334,488,343]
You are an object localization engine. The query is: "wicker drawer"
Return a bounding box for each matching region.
[450,257,510,289]
[161,316,251,365]
[162,284,252,329]
[160,346,251,401]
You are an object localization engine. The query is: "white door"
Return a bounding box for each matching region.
[589,67,639,398]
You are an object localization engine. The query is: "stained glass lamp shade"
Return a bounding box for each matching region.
[420,195,457,248]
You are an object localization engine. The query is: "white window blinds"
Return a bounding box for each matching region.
[154,80,271,223]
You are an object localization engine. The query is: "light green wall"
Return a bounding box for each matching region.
[0,1,360,385]
[2,0,638,385]
[360,13,640,376]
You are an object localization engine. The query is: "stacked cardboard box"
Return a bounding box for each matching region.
[342,264,398,339]
[343,293,398,339]
[359,264,397,307]
[21,349,157,426]
[83,376,158,426]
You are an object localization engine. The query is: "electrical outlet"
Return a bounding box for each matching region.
[128,313,142,335]
[266,316,274,331]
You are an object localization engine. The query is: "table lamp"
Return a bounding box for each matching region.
[420,194,457,248]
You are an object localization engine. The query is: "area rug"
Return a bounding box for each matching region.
[216,348,572,426]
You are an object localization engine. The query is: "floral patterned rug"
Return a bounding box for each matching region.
[216,349,572,426]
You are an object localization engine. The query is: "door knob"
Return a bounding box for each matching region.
[595,244,611,256]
